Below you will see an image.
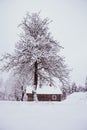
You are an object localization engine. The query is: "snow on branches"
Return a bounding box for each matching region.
[0,12,70,91]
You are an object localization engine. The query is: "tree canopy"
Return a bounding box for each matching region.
[0,12,69,91]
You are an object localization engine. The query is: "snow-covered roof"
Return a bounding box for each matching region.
[26,86,62,94]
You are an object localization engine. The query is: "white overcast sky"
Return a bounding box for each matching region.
[0,0,87,86]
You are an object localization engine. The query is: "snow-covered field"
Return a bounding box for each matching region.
[0,92,87,130]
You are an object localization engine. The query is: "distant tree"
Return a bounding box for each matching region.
[4,76,16,101]
[78,85,85,92]
[13,76,24,101]
[0,12,69,101]
[0,74,5,100]
[71,82,77,93]
[0,74,3,89]
[61,87,67,100]
[67,86,72,94]
[0,92,5,100]
[85,77,87,91]
[6,74,27,101]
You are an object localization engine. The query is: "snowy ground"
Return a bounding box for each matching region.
[0,92,87,130]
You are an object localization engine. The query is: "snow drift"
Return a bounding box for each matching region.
[0,92,87,130]
[64,92,87,104]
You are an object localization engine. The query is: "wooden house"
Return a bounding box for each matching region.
[26,86,62,101]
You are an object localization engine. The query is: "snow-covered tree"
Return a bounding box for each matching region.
[71,82,77,93]
[0,12,69,101]
[0,77,3,90]
[4,73,28,101]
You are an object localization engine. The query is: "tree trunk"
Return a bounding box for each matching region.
[21,86,25,101]
[33,61,38,101]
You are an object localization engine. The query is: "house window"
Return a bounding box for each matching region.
[52,95,57,100]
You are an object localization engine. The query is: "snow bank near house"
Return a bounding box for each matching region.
[64,92,87,104]
[0,92,87,130]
